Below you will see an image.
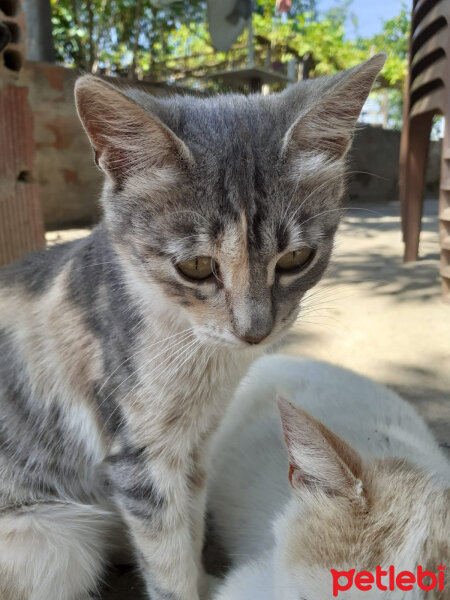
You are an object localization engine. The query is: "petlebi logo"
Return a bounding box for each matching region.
[330,565,446,597]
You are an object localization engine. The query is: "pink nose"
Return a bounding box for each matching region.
[237,333,268,345]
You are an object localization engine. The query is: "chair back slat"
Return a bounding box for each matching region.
[412,10,448,57]
[401,1,450,300]
[412,0,450,37]
[412,0,444,34]
[408,0,449,120]
[411,28,448,70]
[409,85,445,117]
[410,56,446,95]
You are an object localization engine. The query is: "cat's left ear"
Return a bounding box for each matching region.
[75,76,192,183]
[282,53,386,160]
[277,397,364,499]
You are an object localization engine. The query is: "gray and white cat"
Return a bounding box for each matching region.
[209,355,450,600]
[0,54,384,600]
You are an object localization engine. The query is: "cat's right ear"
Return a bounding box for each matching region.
[277,397,364,500]
[75,76,192,183]
[281,53,386,161]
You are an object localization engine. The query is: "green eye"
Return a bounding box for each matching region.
[177,256,214,281]
[276,248,313,272]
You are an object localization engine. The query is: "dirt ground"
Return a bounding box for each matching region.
[46,198,449,599]
[281,198,450,451]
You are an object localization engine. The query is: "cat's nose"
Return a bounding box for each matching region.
[237,333,268,345]
[232,292,273,345]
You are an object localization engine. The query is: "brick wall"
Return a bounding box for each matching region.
[23,61,443,230]
[23,62,103,228]
[24,62,190,229]
[0,0,45,267]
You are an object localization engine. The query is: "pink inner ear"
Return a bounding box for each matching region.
[278,395,364,496]
[288,463,295,486]
[288,463,303,488]
[288,463,308,491]
[283,54,386,161]
[76,76,192,183]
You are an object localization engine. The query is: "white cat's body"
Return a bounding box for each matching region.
[209,355,450,600]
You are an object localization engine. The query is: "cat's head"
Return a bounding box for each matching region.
[274,398,449,599]
[75,55,384,349]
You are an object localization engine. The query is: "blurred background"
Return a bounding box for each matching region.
[2,0,443,231]
[2,0,440,229]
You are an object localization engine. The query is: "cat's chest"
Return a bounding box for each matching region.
[124,339,254,446]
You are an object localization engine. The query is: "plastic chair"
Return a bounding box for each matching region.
[399,0,450,302]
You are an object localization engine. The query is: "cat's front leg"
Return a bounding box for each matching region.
[188,449,213,599]
[189,465,209,598]
[110,446,200,600]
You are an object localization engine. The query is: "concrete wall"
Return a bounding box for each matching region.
[348,124,441,204]
[25,62,442,228]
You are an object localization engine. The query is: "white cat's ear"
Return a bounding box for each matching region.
[277,396,363,498]
[282,53,386,160]
[75,76,192,182]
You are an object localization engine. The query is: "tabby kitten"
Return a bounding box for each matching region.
[0,54,384,600]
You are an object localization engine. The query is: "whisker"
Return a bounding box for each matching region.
[109,337,202,434]
[120,336,200,410]
[96,329,195,414]
[154,339,204,402]
[283,169,388,232]
[101,336,200,435]
[97,327,194,395]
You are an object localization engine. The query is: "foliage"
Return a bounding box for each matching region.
[51,0,411,126]
[357,5,410,130]
[51,0,207,75]
[254,0,317,19]
[358,6,410,89]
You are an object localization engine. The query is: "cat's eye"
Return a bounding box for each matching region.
[276,247,313,272]
[177,256,214,281]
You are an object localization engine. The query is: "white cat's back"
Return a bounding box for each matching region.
[209,355,449,562]
[213,554,274,600]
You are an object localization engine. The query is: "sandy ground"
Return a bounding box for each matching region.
[46,198,449,598]
[280,198,450,451]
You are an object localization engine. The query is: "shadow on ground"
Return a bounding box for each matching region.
[322,201,442,302]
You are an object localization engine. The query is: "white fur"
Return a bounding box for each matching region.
[214,554,275,600]
[0,503,119,600]
[209,355,450,599]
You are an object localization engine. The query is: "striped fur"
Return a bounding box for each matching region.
[0,55,384,599]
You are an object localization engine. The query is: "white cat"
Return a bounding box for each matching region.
[209,355,450,600]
